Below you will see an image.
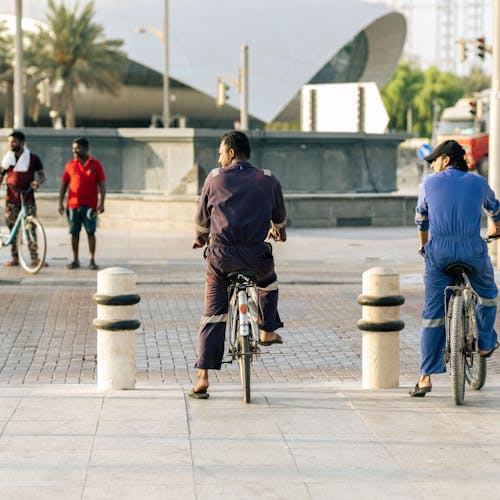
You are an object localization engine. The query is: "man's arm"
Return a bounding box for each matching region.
[98,181,106,213]
[32,169,46,189]
[270,176,287,242]
[418,229,429,254]
[58,183,68,215]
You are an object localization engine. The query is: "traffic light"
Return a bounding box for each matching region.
[216,78,230,107]
[468,99,477,116]
[477,37,486,59]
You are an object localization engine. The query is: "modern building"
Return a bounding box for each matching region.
[0,0,406,128]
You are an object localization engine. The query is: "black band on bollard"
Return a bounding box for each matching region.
[357,319,405,332]
[92,293,141,306]
[357,294,405,307]
[92,318,141,331]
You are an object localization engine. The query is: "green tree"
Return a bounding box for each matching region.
[381,61,424,132]
[0,20,13,127]
[25,0,126,127]
[412,67,464,137]
[459,66,491,96]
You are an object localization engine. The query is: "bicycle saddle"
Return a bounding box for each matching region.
[228,270,258,283]
[444,262,473,279]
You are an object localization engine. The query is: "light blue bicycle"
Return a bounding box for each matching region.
[0,183,47,274]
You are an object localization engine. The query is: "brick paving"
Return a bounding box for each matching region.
[0,226,499,386]
[4,280,499,386]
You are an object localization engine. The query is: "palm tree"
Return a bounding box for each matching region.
[0,19,14,127]
[25,0,126,127]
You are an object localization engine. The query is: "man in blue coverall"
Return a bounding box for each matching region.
[411,139,500,397]
[190,131,287,399]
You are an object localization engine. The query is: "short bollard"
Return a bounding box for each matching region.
[357,267,404,389]
[92,267,141,390]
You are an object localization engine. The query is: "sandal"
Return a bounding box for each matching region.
[259,333,283,346]
[480,341,500,358]
[89,261,99,270]
[4,260,19,267]
[67,261,80,270]
[409,382,432,397]
[188,388,210,399]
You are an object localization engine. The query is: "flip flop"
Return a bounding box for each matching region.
[258,333,283,346]
[188,388,210,399]
[480,341,500,358]
[409,383,432,397]
[67,261,80,270]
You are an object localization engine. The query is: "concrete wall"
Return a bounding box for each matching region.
[35,192,418,231]
[1,128,411,229]
[0,128,407,196]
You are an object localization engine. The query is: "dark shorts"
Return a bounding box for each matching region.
[67,206,97,235]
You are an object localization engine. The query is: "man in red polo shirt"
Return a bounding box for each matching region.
[58,137,106,270]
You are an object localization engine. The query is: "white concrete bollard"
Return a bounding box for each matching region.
[357,267,405,389]
[92,267,141,390]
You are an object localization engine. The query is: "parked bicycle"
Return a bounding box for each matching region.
[225,270,261,403]
[445,235,500,405]
[0,183,47,274]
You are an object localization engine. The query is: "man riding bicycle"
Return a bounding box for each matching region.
[411,139,500,397]
[190,131,287,399]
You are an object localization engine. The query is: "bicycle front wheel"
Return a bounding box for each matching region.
[449,294,466,405]
[238,330,251,404]
[17,216,47,274]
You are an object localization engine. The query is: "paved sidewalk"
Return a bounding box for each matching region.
[1,227,500,499]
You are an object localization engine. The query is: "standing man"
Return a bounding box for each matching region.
[190,130,287,399]
[58,137,106,270]
[0,130,46,267]
[411,139,500,397]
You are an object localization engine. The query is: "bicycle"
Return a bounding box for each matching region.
[0,183,47,274]
[444,236,499,405]
[225,269,261,403]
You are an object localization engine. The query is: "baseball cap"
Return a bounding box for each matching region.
[424,140,466,163]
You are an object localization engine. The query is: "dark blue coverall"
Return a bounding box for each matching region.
[416,167,500,375]
[193,160,287,370]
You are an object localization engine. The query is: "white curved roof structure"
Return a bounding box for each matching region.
[1,0,406,126]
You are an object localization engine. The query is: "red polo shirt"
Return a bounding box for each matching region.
[61,157,106,210]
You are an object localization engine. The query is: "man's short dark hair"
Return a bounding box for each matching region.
[220,130,251,159]
[73,137,89,149]
[9,130,25,142]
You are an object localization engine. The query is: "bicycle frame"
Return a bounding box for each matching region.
[0,190,29,248]
[227,274,259,356]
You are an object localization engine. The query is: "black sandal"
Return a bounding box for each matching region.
[409,383,432,397]
[480,341,500,358]
[67,261,80,270]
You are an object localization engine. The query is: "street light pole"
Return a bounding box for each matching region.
[162,0,170,128]
[489,0,500,266]
[239,45,249,131]
[14,0,24,128]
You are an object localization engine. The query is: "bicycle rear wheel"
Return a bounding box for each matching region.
[17,216,47,274]
[465,355,487,390]
[449,294,466,405]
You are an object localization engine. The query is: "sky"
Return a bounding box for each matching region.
[1,0,495,75]
[366,0,495,74]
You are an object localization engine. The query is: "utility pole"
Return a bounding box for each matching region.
[162,0,170,128]
[215,45,249,131]
[239,45,249,131]
[489,0,500,266]
[14,0,24,128]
